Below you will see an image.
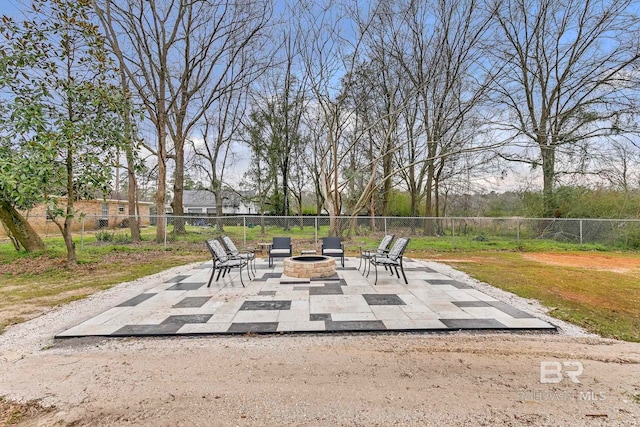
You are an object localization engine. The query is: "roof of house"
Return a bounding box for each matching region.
[182,190,217,207]
[182,189,255,208]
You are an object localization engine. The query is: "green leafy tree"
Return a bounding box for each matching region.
[1,1,130,265]
[0,13,52,251]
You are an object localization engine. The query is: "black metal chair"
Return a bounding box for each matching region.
[370,237,410,285]
[205,239,249,287]
[220,235,256,278]
[268,237,292,267]
[359,234,394,274]
[321,236,345,267]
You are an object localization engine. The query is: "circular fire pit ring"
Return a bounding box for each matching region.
[283,255,336,278]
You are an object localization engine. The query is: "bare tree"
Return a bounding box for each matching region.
[489,0,640,217]
[190,76,248,231]
[296,0,377,236]
[383,0,493,233]
[93,0,272,239]
[595,137,640,191]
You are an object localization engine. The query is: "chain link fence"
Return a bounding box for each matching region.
[4,214,639,251]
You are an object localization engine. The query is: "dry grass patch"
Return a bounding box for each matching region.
[0,249,207,334]
[0,397,54,426]
[433,251,640,342]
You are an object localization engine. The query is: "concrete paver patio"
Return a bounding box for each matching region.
[56,257,556,338]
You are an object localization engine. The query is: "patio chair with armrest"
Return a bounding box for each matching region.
[321,236,345,267]
[370,237,410,285]
[268,237,292,267]
[205,239,249,287]
[359,234,394,274]
[220,235,256,277]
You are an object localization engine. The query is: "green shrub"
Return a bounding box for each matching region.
[95,231,131,244]
[95,231,114,242]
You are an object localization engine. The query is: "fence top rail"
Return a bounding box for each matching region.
[135,215,640,222]
[19,214,640,222]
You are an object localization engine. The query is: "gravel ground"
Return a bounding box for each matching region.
[1,260,638,426]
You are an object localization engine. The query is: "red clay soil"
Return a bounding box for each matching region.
[523,253,640,273]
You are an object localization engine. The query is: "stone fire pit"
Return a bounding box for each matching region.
[283,255,336,278]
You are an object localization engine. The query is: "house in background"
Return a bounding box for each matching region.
[181,189,258,215]
[12,198,154,235]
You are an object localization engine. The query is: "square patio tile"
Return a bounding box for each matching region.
[240,300,292,311]
[331,312,377,321]
[453,301,491,308]
[166,275,190,283]
[325,320,386,331]
[233,310,280,323]
[427,279,473,289]
[276,321,326,332]
[369,305,410,320]
[382,319,447,330]
[112,323,183,335]
[488,301,535,318]
[309,285,344,295]
[173,297,211,308]
[166,282,207,291]
[117,293,157,307]
[310,295,372,314]
[177,323,232,333]
[161,314,212,324]
[55,324,123,337]
[440,318,507,329]
[363,294,406,305]
[277,310,310,322]
[227,322,279,333]
[310,313,331,321]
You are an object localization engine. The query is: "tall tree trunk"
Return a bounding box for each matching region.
[62,207,76,266]
[155,112,168,243]
[409,181,417,234]
[0,201,45,252]
[121,73,141,242]
[381,133,393,217]
[59,144,77,266]
[172,135,186,234]
[212,179,225,232]
[423,161,435,235]
[126,154,141,242]
[282,166,290,231]
[541,144,556,218]
[1,221,21,251]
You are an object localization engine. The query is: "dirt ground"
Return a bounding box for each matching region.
[1,254,640,426]
[522,253,640,273]
[0,334,639,426]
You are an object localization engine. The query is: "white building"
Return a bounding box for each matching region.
[180,189,258,215]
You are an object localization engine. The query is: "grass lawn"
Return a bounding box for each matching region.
[433,251,640,342]
[0,240,207,334]
[1,228,639,341]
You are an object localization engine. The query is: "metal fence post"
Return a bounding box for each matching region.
[315,217,318,248]
[516,218,520,247]
[80,216,85,251]
[243,215,247,249]
[384,217,387,235]
[579,219,583,245]
[164,215,167,249]
[451,218,455,249]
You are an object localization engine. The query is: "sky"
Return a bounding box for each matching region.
[0,0,539,195]
[2,0,26,18]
